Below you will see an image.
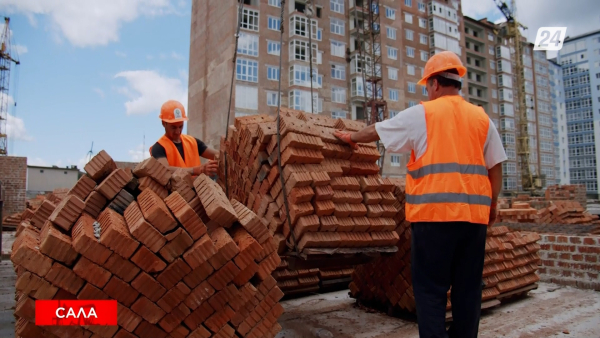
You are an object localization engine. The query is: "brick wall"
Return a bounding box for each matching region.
[0,156,27,215]
[538,234,600,291]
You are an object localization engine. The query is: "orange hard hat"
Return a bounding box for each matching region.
[159,100,187,123]
[417,51,467,86]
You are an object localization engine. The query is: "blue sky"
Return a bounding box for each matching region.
[0,0,596,169]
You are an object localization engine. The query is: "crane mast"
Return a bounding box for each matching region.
[0,17,20,156]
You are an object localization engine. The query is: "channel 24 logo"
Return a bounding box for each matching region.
[534,27,568,51]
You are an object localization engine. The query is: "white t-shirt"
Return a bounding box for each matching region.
[374,104,508,169]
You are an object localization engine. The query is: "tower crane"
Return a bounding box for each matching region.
[493,0,543,195]
[0,17,21,156]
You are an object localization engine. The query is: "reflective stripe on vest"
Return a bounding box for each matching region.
[405,95,492,225]
[154,134,201,168]
[407,163,488,179]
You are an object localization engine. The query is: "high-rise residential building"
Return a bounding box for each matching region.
[187,0,468,179]
[549,59,569,184]
[556,29,600,197]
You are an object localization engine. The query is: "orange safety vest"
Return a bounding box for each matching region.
[405,95,492,225]
[149,134,201,168]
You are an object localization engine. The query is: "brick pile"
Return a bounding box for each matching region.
[349,180,542,314]
[217,110,400,255]
[545,184,587,209]
[273,258,355,295]
[10,150,285,338]
[498,201,600,225]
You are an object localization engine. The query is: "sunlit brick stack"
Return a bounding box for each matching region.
[349,179,542,314]
[498,200,600,225]
[217,109,400,256]
[10,150,284,338]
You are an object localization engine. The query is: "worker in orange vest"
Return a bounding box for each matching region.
[335,51,506,338]
[149,100,218,176]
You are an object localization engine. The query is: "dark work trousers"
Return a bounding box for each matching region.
[411,221,488,338]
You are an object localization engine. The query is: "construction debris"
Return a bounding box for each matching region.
[10,150,284,338]
[349,179,542,315]
[217,109,400,255]
[545,184,587,210]
[498,200,600,225]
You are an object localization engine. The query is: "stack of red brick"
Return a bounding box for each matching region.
[273,258,355,295]
[10,150,284,338]
[498,200,600,225]
[349,180,542,314]
[217,109,400,255]
[545,184,587,209]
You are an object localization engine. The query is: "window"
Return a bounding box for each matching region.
[389,110,399,118]
[489,45,494,55]
[407,64,415,75]
[391,155,401,167]
[389,89,399,101]
[488,32,494,41]
[492,89,498,99]
[502,162,517,175]
[290,65,320,88]
[420,34,427,45]
[331,40,345,57]
[404,29,414,41]
[238,33,258,56]
[387,27,397,40]
[236,59,258,82]
[501,133,515,145]
[386,7,396,19]
[331,18,345,35]
[405,13,413,24]
[388,67,398,80]
[289,89,319,113]
[332,111,347,119]
[491,75,496,84]
[241,8,259,31]
[408,101,417,107]
[235,85,258,110]
[266,91,280,106]
[267,40,280,55]
[330,0,344,13]
[269,0,280,6]
[405,0,412,6]
[419,18,426,28]
[421,50,428,61]
[290,40,319,63]
[267,65,279,80]
[331,64,345,80]
[332,87,347,103]
[387,46,398,59]
[422,86,427,96]
[268,16,280,31]
[418,2,426,11]
[407,47,415,58]
[408,82,416,93]
[503,177,517,190]
[493,104,498,114]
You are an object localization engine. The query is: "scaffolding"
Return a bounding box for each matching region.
[351,0,387,172]
[0,17,20,156]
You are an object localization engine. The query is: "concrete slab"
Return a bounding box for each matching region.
[278,284,600,338]
[1,231,15,258]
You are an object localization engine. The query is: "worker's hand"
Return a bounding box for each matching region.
[488,205,497,227]
[202,160,219,176]
[333,130,359,150]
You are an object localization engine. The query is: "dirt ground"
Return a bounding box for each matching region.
[276,284,600,338]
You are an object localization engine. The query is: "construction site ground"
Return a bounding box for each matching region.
[0,259,599,338]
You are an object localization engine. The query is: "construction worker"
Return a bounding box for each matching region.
[150,100,218,176]
[334,51,506,338]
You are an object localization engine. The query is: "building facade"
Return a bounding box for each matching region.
[549,59,569,184]
[187,0,468,178]
[556,29,600,196]
[26,165,81,195]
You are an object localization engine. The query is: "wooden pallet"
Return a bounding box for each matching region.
[287,246,398,270]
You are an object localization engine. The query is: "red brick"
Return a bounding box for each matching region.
[208,261,241,291]
[166,192,208,240]
[160,227,194,263]
[98,208,139,259]
[83,191,107,219]
[169,325,191,338]
[257,252,281,281]
[230,199,270,244]
[137,189,177,233]
[30,200,56,228]
[131,271,166,302]
[130,244,167,273]
[38,221,78,266]
[314,185,334,201]
[103,252,141,282]
[183,261,215,289]
[15,295,36,321]
[208,228,240,270]
[15,270,58,299]
[103,276,139,307]
[204,305,235,333]
[559,253,571,260]
[157,281,191,313]
[68,175,97,201]
[131,296,167,324]
[44,262,85,295]
[48,194,85,231]
[585,255,598,263]
[72,213,113,265]
[583,237,597,246]
[158,258,192,289]
[96,168,132,200]
[123,201,167,253]
[557,236,569,243]
[134,320,168,338]
[545,235,556,242]
[114,329,138,338]
[85,150,117,181]
[138,176,169,199]
[570,236,582,244]
[194,174,239,227]
[15,317,59,338]
[232,227,263,270]
[73,256,112,289]
[188,325,212,338]
[117,302,142,333]
[184,302,215,330]
[314,200,335,216]
[578,246,600,254]
[133,157,171,185]
[158,302,191,333]
[233,260,260,287]
[77,283,109,300]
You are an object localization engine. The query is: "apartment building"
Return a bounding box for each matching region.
[549,59,569,184]
[556,29,600,197]
[187,0,467,178]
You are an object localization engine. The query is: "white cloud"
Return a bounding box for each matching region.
[171,52,185,61]
[93,87,105,98]
[13,44,28,55]
[6,114,33,141]
[129,143,150,162]
[115,51,127,58]
[0,0,178,47]
[27,157,49,166]
[115,70,187,115]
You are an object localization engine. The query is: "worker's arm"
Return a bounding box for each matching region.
[155,157,217,176]
[487,162,503,226]
[200,148,218,160]
[350,124,381,143]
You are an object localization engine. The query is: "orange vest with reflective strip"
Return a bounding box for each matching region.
[405,95,492,225]
[150,134,201,168]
